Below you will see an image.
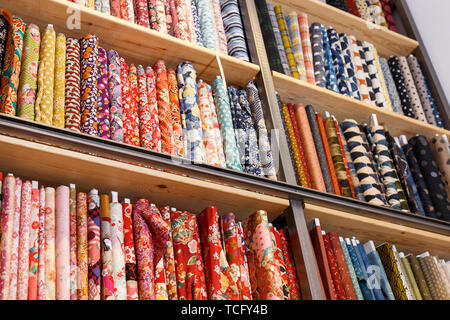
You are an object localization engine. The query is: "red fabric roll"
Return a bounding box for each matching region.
[380,0,397,32]
[345,0,361,17]
[322,232,347,299]
[278,228,302,300]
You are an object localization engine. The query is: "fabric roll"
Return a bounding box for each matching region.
[8,178,22,301]
[43,187,56,300]
[367,0,388,27]
[388,56,416,118]
[400,253,423,300]
[370,46,394,112]
[197,207,239,300]
[269,226,289,300]
[69,185,77,300]
[177,62,205,163]
[398,56,427,123]
[170,209,208,300]
[431,135,450,198]
[356,40,376,106]
[211,76,241,170]
[246,81,277,179]
[16,181,31,300]
[418,255,450,300]
[155,60,174,154]
[0,15,25,116]
[335,120,357,199]
[380,0,397,32]
[168,69,184,158]
[65,38,82,131]
[341,119,385,205]
[127,64,141,146]
[146,66,162,151]
[379,57,403,114]
[134,0,150,27]
[346,239,375,300]
[28,185,40,300]
[100,0,111,13]
[375,243,406,300]
[184,0,197,44]
[236,222,252,299]
[110,200,127,300]
[52,33,66,128]
[220,0,250,61]
[338,34,360,100]
[294,104,326,191]
[208,84,226,168]
[155,0,168,33]
[402,141,437,218]
[169,0,181,38]
[286,12,307,82]
[362,42,388,110]
[159,207,177,300]
[147,0,159,30]
[348,35,371,104]
[423,73,445,128]
[164,0,173,36]
[254,1,283,73]
[80,34,99,136]
[297,13,315,84]
[122,202,138,300]
[37,186,46,300]
[55,186,70,300]
[191,0,205,45]
[368,124,406,211]
[310,23,326,87]
[175,0,190,41]
[110,0,121,17]
[386,133,423,214]
[17,24,40,120]
[278,228,301,300]
[211,0,227,54]
[96,47,110,139]
[121,60,134,146]
[267,3,290,75]
[34,24,55,124]
[344,0,361,16]
[107,50,124,142]
[0,14,8,72]
[197,0,217,50]
[321,26,339,93]
[393,248,415,300]
[87,190,101,300]
[407,254,432,300]
[322,232,346,299]
[407,55,440,126]
[324,116,353,198]
[355,0,371,21]
[274,5,300,79]
[339,238,364,300]
[243,210,284,300]
[137,65,151,150]
[409,136,450,221]
[305,105,333,193]
[326,0,349,11]
[327,28,350,97]
[100,194,114,300]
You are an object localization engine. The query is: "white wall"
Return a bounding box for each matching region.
[405,0,450,105]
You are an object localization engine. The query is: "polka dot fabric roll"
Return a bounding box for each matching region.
[431,135,450,198]
[388,56,416,119]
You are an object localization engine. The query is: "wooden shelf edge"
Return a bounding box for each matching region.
[272,0,419,57]
[304,203,450,260]
[2,0,260,86]
[272,71,450,139]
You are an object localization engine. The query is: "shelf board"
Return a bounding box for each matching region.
[273,71,450,139]
[2,0,259,86]
[271,0,419,57]
[304,203,450,260]
[0,134,289,221]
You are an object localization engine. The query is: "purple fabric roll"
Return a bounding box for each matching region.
[97,47,110,139]
[107,49,124,142]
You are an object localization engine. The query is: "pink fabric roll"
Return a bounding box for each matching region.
[69,185,77,300]
[44,187,56,300]
[175,0,190,41]
[55,186,70,300]
[9,177,22,300]
[27,185,40,300]
[110,201,127,300]
[17,180,32,300]
[211,0,228,54]
[0,174,16,300]
[37,186,46,300]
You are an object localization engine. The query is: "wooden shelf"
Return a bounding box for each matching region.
[0,134,290,221]
[271,0,419,57]
[303,203,450,260]
[273,71,450,139]
[2,0,259,86]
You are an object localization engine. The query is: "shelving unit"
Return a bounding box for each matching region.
[0,0,448,300]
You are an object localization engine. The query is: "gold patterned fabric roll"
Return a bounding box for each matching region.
[418,254,450,300]
[53,33,66,127]
[376,243,408,300]
[34,24,56,125]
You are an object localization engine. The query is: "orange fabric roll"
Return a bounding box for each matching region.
[316,113,341,195]
[294,104,326,192]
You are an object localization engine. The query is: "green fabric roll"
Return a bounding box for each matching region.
[407,254,432,300]
[400,255,422,300]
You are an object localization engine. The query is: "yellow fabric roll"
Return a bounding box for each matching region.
[53,33,66,128]
[34,25,55,125]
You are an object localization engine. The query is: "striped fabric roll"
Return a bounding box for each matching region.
[219,0,250,61]
[297,13,315,85]
[274,5,300,79]
[335,119,356,199]
[321,25,339,93]
[310,23,326,87]
[338,34,360,100]
[362,41,388,110]
[267,3,290,76]
[379,57,402,114]
[286,12,307,81]
[327,28,350,97]
[65,38,81,131]
[341,119,385,206]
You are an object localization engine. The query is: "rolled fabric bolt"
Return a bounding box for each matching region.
[55,185,70,300]
[27,181,40,300]
[110,192,127,300]
[100,194,114,300]
[17,181,32,300]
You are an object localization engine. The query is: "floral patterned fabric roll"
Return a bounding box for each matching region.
[168,69,184,158]
[197,0,217,50]
[269,226,289,300]
[243,210,284,300]
[155,0,168,33]
[96,47,111,139]
[147,0,159,30]
[126,64,141,146]
[69,185,77,300]
[76,192,89,300]
[37,186,46,300]
[9,177,22,300]
[121,59,132,145]
[160,207,177,300]
[100,194,115,300]
[211,0,228,54]
[28,185,40,300]
[0,14,25,116]
[134,0,150,27]
[208,84,226,167]
[55,186,70,300]
[17,24,40,120]
[122,202,138,300]
[16,181,31,300]
[155,60,174,154]
[137,65,151,150]
[175,0,190,41]
[279,228,301,300]
[146,66,162,152]
[53,33,66,128]
[110,201,127,300]
[0,14,8,72]
[65,38,82,131]
[168,0,180,38]
[34,24,55,124]
[87,189,101,300]
[80,34,99,136]
[44,187,56,300]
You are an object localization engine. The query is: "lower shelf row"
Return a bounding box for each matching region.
[0,170,448,300]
